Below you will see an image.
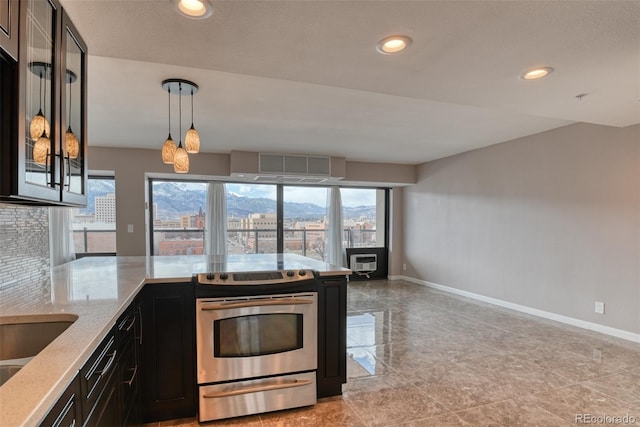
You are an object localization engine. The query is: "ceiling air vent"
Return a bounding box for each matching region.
[259,154,331,177]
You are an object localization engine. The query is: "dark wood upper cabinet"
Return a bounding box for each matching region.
[60,10,87,205]
[0,0,87,206]
[0,0,19,60]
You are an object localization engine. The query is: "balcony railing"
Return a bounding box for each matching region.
[73,228,116,256]
[74,226,378,259]
[152,227,378,259]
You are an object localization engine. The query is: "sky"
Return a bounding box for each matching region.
[226,183,376,208]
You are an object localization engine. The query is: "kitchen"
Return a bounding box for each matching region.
[1,0,639,426]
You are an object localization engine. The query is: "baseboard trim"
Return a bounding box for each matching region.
[388,275,640,344]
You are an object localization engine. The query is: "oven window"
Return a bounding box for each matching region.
[214,314,303,357]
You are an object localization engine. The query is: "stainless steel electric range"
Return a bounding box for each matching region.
[194,269,319,422]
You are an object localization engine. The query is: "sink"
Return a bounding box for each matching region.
[0,315,77,360]
[0,314,77,385]
[0,365,23,386]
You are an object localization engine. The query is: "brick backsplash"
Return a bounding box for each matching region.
[0,204,50,298]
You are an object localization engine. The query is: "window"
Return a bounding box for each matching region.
[283,186,383,261]
[225,183,277,254]
[148,179,387,259]
[341,188,383,249]
[150,181,207,256]
[72,176,117,256]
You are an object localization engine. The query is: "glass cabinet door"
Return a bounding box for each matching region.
[22,0,58,194]
[61,11,86,204]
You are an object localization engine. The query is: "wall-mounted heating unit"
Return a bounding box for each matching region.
[350,254,377,273]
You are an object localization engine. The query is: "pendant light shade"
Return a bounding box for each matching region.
[161,78,200,173]
[65,128,80,159]
[33,132,50,165]
[185,125,200,153]
[185,88,200,153]
[30,111,50,140]
[174,145,189,173]
[162,136,177,164]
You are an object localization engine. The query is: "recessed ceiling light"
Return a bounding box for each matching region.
[175,0,213,19]
[376,35,412,54]
[521,67,554,80]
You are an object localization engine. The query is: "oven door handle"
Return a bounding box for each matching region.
[202,378,313,398]
[200,298,313,311]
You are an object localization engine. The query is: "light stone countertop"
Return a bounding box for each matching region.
[0,254,350,427]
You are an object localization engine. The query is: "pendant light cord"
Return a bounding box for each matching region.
[67,77,72,131]
[178,82,183,147]
[168,86,172,137]
[190,88,194,126]
[39,70,44,111]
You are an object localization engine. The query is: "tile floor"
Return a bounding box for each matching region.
[147,279,640,426]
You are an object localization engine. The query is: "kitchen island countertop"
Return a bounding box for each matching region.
[0,254,350,427]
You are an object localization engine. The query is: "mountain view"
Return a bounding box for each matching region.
[82,180,376,221]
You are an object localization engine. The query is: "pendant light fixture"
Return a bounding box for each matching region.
[173,82,189,173]
[33,130,50,165]
[161,86,176,164]
[161,79,199,173]
[65,71,80,159]
[185,87,200,153]
[29,62,52,165]
[29,62,51,141]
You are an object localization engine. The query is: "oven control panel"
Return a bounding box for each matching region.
[196,269,317,286]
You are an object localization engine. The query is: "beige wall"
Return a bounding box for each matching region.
[90,146,415,256]
[403,123,640,334]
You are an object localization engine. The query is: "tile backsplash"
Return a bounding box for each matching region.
[0,203,50,290]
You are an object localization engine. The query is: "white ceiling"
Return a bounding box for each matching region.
[59,0,640,165]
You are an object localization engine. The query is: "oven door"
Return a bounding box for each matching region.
[196,292,317,384]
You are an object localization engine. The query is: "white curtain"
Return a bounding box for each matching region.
[325,186,345,266]
[49,207,76,267]
[205,182,227,256]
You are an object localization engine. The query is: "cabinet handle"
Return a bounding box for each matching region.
[120,315,135,332]
[64,154,71,189]
[94,350,117,377]
[51,393,75,427]
[123,365,138,387]
[137,305,143,345]
[202,378,312,399]
[45,153,52,187]
[201,298,313,311]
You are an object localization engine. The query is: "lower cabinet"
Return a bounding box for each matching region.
[138,282,196,422]
[40,299,141,427]
[316,275,348,398]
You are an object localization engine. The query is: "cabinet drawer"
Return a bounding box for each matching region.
[116,305,136,348]
[39,374,81,427]
[80,331,117,420]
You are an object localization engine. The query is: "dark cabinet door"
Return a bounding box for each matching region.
[59,9,87,206]
[0,0,18,60]
[139,283,196,422]
[83,369,119,427]
[117,302,141,426]
[14,0,62,202]
[316,276,347,398]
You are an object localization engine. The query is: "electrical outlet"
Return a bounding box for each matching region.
[594,301,605,314]
[128,224,134,233]
[403,263,407,271]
